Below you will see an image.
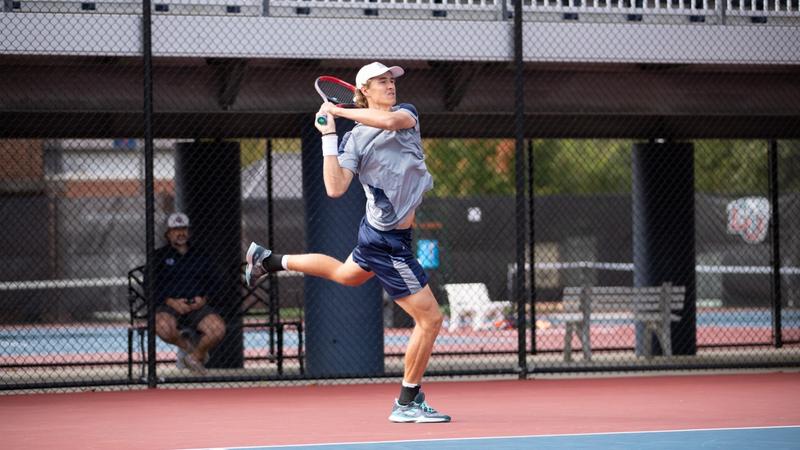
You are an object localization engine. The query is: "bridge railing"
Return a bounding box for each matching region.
[10,0,263,15]
[727,0,800,17]
[7,0,800,21]
[518,0,717,14]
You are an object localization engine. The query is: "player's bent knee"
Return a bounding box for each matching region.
[334,270,370,287]
[430,313,444,330]
[339,276,365,287]
[416,310,443,332]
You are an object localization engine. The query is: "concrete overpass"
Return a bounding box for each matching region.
[1,2,799,138]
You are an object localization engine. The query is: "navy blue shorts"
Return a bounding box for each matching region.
[351,217,429,300]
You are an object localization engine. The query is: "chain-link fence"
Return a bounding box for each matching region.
[1,0,799,390]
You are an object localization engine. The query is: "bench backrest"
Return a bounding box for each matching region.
[127,266,147,323]
[444,283,493,311]
[562,284,685,315]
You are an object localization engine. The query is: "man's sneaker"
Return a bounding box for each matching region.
[245,242,272,287]
[182,353,207,374]
[388,392,451,423]
[176,336,208,372]
[176,348,208,370]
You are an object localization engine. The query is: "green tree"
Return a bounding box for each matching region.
[532,139,632,195]
[425,139,516,197]
[424,138,798,197]
[239,139,300,168]
[694,140,767,195]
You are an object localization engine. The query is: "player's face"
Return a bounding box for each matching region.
[166,227,189,248]
[363,73,396,109]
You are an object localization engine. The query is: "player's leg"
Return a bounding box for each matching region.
[357,225,449,423]
[394,285,443,386]
[246,242,373,287]
[389,285,450,423]
[286,253,374,286]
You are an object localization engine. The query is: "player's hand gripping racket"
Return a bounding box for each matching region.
[314,76,356,126]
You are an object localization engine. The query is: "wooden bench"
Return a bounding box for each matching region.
[558,283,685,362]
[127,263,303,380]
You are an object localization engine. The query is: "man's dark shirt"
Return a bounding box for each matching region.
[153,244,218,306]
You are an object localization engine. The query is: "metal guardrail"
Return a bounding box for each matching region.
[7,0,800,20]
[516,0,719,17]
[0,270,301,291]
[511,261,800,275]
[506,261,800,308]
[0,277,129,290]
[12,0,262,15]
[267,0,725,16]
[727,0,800,16]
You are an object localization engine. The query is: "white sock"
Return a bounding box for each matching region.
[281,255,290,270]
[402,380,419,388]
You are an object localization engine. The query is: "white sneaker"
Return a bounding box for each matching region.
[177,345,207,371]
[245,242,272,287]
[388,392,451,423]
[182,353,208,374]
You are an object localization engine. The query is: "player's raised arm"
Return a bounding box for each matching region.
[315,109,354,198]
[331,106,415,131]
[322,64,416,131]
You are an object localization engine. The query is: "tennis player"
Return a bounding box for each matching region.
[246,62,450,423]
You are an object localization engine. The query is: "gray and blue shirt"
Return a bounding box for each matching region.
[337,103,434,231]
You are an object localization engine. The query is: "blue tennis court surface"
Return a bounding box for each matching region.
[200,426,800,450]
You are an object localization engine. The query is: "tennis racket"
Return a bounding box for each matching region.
[314,76,356,126]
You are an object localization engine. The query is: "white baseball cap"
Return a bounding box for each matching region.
[355,62,404,89]
[166,212,190,229]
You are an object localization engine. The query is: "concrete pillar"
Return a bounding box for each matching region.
[175,140,243,368]
[0,140,50,322]
[632,141,697,356]
[301,119,384,377]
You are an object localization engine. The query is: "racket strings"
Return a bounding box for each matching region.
[318,80,355,105]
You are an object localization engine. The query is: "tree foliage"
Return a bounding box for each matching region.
[424,139,799,197]
[424,139,516,197]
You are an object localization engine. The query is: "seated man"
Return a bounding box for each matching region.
[154,212,225,373]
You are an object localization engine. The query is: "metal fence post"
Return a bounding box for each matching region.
[513,0,528,378]
[142,0,157,388]
[527,139,536,355]
[768,139,782,348]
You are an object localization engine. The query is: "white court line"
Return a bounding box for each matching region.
[182,424,800,450]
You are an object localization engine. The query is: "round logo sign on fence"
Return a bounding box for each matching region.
[726,197,770,244]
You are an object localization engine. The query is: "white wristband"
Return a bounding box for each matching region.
[321,134,339,157]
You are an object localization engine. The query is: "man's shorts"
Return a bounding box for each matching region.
[156,303,218,331]
[351,216,429,300]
